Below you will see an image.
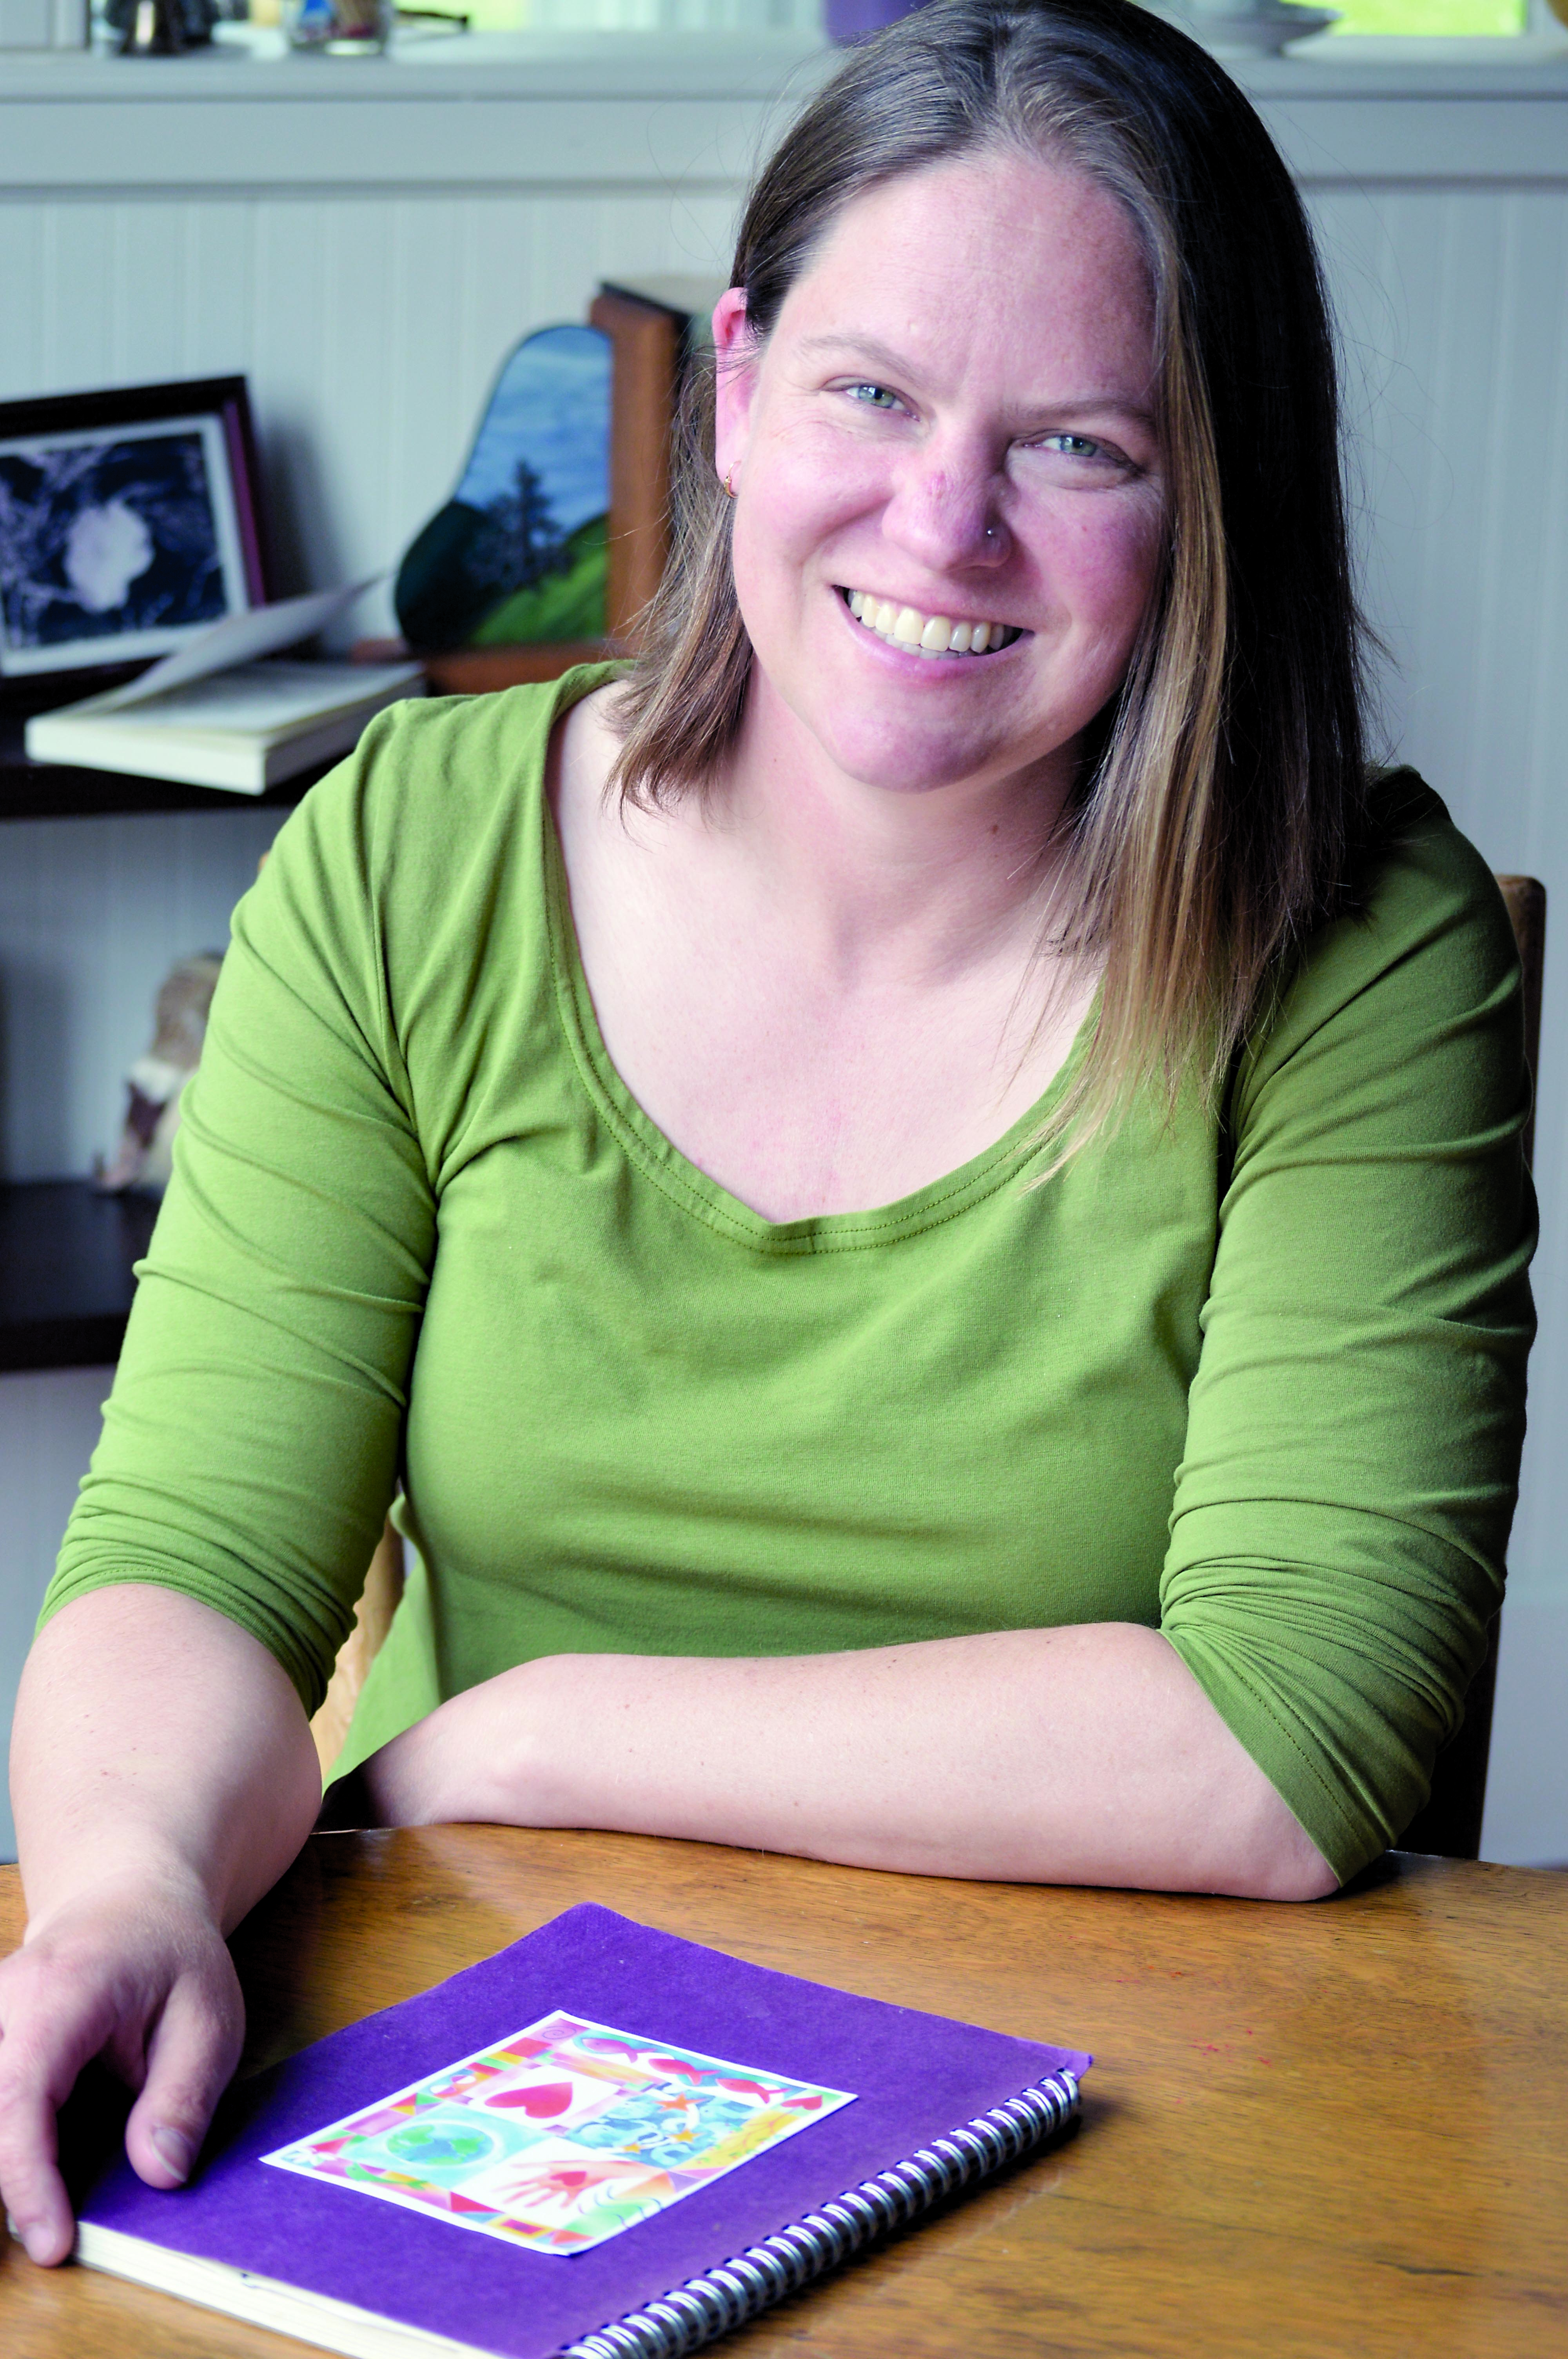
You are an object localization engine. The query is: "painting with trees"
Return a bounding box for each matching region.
[394,325,611,652]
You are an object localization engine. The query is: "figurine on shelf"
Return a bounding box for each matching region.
[97,951,223,1196]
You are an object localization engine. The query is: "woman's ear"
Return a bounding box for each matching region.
[712,288,757,494]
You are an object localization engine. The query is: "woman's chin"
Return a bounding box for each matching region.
[746,636,1061,800]
[838,753,996,798]
[802,713,1022,800]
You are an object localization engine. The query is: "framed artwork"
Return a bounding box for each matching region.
[0,376,268,681]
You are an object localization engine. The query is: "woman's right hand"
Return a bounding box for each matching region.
[0,1862,245,2264]
[3,1584,327,2267]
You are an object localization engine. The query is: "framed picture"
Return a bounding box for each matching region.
[0,376,269,681]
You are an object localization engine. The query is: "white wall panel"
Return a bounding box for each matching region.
[1488,1594,1568,1867]
[0,61,1564,1858]
[0,1367,112,1865]
[1303,178,1568,1857]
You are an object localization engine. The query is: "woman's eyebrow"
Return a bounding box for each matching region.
[794,331,1156,435]
[794,330,920,376]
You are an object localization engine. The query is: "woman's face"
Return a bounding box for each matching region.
[713,149,1166,806]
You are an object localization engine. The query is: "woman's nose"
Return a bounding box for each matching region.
[882,436,1010,572]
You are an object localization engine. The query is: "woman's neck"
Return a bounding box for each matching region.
[710,668,1080,992]
[557,674,1097,1221]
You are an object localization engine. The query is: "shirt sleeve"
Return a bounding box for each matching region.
[1159,777,1537,1882]
[40,705,437,1715]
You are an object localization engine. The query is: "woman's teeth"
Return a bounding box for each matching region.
[844,590,1021,658]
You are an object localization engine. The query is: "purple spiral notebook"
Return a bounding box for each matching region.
[72,1903,1090,2359]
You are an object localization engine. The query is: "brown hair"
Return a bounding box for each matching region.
[611,0,1370,1150]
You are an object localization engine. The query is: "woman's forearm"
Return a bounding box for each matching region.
[12,1585,323,1938]
[365,1624,1336,1901]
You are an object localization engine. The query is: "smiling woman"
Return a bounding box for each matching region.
[2,0,1535,2275]
[612,4,1367,1161]
[572,146,1172,1214]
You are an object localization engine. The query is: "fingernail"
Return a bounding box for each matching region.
[150,2124,195,2182]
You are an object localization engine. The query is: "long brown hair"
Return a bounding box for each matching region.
[611,0,1370,1150]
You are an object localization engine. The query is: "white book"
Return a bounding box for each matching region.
[72,2223,487,2359]
[25,583,425,796]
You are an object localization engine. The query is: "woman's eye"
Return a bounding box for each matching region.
[1041,432,1104,460]
[842,382,902,411]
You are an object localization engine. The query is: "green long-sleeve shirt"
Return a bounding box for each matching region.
[44,669,1536,1881]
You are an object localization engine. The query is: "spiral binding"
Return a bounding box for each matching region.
[559,2068,1080,2359]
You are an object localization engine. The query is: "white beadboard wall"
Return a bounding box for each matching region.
[0,39,1564,1866]
[0,1367,115,1867]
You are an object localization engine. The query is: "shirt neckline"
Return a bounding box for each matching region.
[537,665,1094,1257]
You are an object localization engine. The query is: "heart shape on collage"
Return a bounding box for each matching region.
[485,2081,577,2117]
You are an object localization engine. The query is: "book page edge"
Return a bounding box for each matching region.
[21,725,266,792]
[73,2219,501,2359]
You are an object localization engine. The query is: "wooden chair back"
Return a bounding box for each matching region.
[309,1518,405,1778]
[1400,873,1546,1860]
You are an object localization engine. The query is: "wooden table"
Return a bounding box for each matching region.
[2,1830,1565,2357]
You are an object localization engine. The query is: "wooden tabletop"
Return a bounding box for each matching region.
[3,1830,1566,2358]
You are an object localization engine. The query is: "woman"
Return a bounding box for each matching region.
[0,0,1533,2266]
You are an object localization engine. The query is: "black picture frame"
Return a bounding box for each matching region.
[0,376,270,696]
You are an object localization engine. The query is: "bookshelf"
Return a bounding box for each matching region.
[0,283,692,1370]
[0,726,319,1370]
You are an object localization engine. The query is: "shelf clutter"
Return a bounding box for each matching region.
[0,1180,157,1373]
[0,719,314,1370]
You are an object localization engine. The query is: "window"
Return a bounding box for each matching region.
[1327,1,1529,32]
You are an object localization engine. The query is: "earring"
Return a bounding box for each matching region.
[722,467,738,499]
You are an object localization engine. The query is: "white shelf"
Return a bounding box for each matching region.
[2,30,1566,190]
[2,20,1566,90]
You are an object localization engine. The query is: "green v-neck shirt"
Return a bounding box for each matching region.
[44,670,1535,1881]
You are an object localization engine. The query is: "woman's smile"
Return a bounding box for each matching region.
[839,586,1025,659]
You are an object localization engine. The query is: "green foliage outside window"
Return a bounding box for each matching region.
[1326,0,1526,28]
